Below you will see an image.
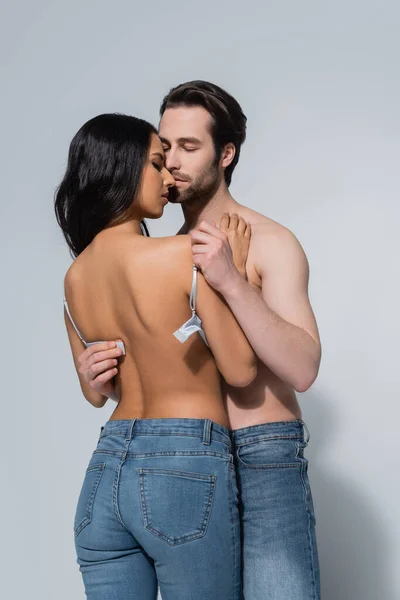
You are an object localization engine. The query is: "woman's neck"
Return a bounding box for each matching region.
[103,218,144,237]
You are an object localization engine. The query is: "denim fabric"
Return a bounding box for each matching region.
[232,420,320,600]
[74,418,241,600]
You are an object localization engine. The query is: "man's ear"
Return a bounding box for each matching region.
[220,143,236,169]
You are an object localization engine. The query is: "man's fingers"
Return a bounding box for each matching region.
[190,230,214,245]
[245,222,252,239]
[190,229,225,245]
[196,220,226,240]
[191,244,209,254]
[192,254,205,270]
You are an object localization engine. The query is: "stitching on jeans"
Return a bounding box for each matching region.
[93,450,231,460]
[228,458,240,598]
[235,434,302,447]
[236,439,302,470]
[139,470,148,530]
[132,451,230,461]
[100,431,230,446]
[138,469,216,546]
[74,463,105,536]
[139,468,216,481]
[112,463,130,532]
[237,458,301,470]
[236,451,300,470]
[198,475,216,542]
[299,446,318,599]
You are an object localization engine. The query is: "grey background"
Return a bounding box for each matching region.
[1,1,399,598]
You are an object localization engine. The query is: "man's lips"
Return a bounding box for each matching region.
[172,174,189,183]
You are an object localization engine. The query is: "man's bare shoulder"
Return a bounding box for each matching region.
[233,203,307,280]
[233,203,301,252]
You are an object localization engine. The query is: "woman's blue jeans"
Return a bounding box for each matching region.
[74,418,241,600]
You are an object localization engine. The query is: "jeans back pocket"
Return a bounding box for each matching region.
[74,463,105,536]
[139,468,216,546]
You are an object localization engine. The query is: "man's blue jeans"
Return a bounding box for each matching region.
[233,420,320,600]
[74,418,241,600]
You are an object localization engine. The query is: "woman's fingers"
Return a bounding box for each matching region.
[89,370,118,389]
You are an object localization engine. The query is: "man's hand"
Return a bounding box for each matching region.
[190,215,251,294]
[77,342,123,401]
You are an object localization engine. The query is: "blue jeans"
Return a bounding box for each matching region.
[74,419,241,600]
[232,420,320,600]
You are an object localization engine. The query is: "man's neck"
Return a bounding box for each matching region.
[180,187,240,234]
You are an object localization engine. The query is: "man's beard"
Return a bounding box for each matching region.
[168,159,220,207]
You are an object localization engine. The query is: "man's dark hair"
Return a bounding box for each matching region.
[160,80,247,186]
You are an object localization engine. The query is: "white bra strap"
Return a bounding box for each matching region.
[189,265,198,314]
[64,299,87,346]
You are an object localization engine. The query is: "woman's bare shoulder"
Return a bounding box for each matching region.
[63,252,86,294]
[64,233,193,294]
[148,234,191,252]
[125,234,192,270]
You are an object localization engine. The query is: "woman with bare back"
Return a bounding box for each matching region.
[55,113,256,600]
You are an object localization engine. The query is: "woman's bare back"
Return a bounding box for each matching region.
[64,229,229,426]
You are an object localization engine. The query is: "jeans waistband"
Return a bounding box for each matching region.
[99,418,231,447]
[231,419,310,445]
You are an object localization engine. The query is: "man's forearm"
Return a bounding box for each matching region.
[222,276,321,392]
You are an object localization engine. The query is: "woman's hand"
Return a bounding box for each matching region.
[218,213,251,279]
[77,342,123,402]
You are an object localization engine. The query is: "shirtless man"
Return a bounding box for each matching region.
[77,81,322,600]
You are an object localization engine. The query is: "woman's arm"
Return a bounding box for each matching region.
[189,216,257,387]
[64,309,118,407]
[195,272,257,387]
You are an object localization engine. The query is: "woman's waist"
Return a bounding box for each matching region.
[111,389,229,427]
[95,417,232,455]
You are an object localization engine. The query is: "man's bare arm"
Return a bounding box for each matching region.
[217,226,321,392]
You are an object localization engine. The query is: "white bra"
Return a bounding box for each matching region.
[63,300,127,354]
[63,265,208,353]
[173,266,208,346]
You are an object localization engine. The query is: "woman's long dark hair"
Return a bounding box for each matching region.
[54,113,156,257]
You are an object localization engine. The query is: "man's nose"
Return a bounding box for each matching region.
[164,169,175,188]
[165,148,180,172]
